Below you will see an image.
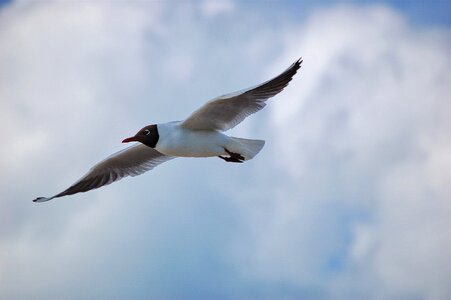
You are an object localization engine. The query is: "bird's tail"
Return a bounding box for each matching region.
[227,137,265,161]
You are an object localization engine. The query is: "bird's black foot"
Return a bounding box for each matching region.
[218,149,245,163]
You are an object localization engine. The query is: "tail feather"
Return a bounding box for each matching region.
[228,137,265,161]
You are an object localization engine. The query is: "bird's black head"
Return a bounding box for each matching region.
[122,124,159,148]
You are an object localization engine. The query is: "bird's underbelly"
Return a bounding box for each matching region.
[155,130,228,157]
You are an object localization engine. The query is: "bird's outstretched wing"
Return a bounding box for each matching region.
[180,58,302,131]
[33,144,173,202]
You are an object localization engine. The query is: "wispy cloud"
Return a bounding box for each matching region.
[201,0,235,17]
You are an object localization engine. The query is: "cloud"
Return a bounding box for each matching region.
[246,5,451,300]
[0,2,449,300]
[201,0,235,17]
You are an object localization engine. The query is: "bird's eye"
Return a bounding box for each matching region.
[143,129,150,135]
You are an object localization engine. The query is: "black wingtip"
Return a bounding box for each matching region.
[284,57,303,75]
[33,197,48,203]
[295,57,303,68]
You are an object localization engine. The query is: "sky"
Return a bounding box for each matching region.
[0,1,450,300]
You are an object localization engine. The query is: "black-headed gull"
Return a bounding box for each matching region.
[33,58,302,202]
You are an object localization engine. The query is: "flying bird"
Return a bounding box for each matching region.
[33,58,302,202]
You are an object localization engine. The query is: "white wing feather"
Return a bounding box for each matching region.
[180,58,302,131]
[33,144,173,202]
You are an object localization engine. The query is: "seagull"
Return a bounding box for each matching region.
[33,58,302,202]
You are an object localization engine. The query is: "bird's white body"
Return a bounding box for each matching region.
[155,121,228,157]
[155,121,264,160]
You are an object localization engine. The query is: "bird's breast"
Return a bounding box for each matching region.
[155,123,227,157]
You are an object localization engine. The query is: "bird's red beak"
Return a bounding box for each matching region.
[122,136,138,143]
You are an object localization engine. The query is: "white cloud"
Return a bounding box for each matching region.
[0,2,449,300]
[243,5,451,300]
[201,0,235,17]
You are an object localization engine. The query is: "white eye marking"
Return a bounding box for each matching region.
[143,129,150,135]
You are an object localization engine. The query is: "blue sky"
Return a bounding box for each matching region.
[0,1,450,300]
[243,0,451,27]
[2,0,450,26]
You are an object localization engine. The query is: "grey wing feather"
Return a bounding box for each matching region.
[33,144,173,202]
[180,58,302,131]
